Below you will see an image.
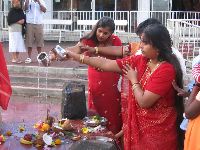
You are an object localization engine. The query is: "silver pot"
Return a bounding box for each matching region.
[37,52,50,67]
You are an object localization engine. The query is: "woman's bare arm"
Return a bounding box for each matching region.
[84,46,123,56]
[67,51,122,73]
[115,130,123,139]
[80,45,130,57]
[185,85,200,119]
[67,42,82,54]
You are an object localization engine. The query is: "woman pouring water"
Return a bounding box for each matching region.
[48,24,184,150]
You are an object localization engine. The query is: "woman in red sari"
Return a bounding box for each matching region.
[79,16,123,134]
[0,43,12,110]
[57,24,184,149]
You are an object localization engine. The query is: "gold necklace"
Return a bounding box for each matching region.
[139,61,164,89]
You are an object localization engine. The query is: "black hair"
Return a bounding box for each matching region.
[136,18,161,36]
[80,16,115,44]
[143,24,184,149]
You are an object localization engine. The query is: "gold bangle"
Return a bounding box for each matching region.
[80,54,85,63]
[132,82,139,86]
[132,83,140,91]
[94,47,99,54]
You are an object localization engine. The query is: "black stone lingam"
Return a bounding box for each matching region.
[61,81,87,119]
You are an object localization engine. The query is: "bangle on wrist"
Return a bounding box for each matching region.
[132,84,140,91]
[79,54,85,63]
[94,47,99,54]
[132,83,140,91]
[132,82,139,86]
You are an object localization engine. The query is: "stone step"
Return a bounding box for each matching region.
[7,65,88,77]
[12,85,62,98]
[8,65,88,99]
[11,85,88,101]
[10,75,88,89]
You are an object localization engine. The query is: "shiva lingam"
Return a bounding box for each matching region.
[37,45,67,66]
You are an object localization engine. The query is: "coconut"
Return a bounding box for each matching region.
[61,119,73,131]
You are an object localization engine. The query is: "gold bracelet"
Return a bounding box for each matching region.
[94,47,99,54]
[132,82,139,86]
[80,54,85,63]
[132,83,140,91]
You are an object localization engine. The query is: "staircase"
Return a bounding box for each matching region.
[8,65,88,102]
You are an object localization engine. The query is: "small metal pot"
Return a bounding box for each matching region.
[37,52,50,67]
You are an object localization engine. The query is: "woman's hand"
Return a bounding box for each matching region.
[79,44,95,54]
[115,130,123,139]
[122,45,131,57]
[48,50,56,61]
[48,49,70,61]
[17,19,24,24]
[172,80,190,97]
[122,64,138,84]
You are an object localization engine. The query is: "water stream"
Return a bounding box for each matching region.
[37,63,40,97]
[45,64,50,113]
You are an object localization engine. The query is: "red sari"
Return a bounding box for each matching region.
[82,35,122,134]
[121,42,140,125]
[117,55,178,150]
[0,43,12,110]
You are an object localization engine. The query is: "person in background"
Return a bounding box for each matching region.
[23,0,46,63]
[78,18,186,140]
[173,54,200,98]
[7,0,26,63]
[68,16,123,135]
[0,43,12,113]
[184,63,200,150]
[135,18,187,77]
[81,18,186,76]
[81,16,123,135]
[172,55,200,132]
[51,24,184,150]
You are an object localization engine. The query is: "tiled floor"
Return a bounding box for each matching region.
[0,96,114,150]
[0,95,67,150]
[2,95,61,124]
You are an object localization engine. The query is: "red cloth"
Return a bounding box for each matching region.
[117,55,178,150]
[82,35,122,134]
[121,43,140,124]
[0,43,12,110]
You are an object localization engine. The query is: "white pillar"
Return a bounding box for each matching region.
[91,0,95,20]
[71,0,72,10]
[137,0,150,25]
[3,0,9,11]
[115,0,117,11]
[0,0,2,11]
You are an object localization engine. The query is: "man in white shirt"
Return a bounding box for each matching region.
[24,0,46,63]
